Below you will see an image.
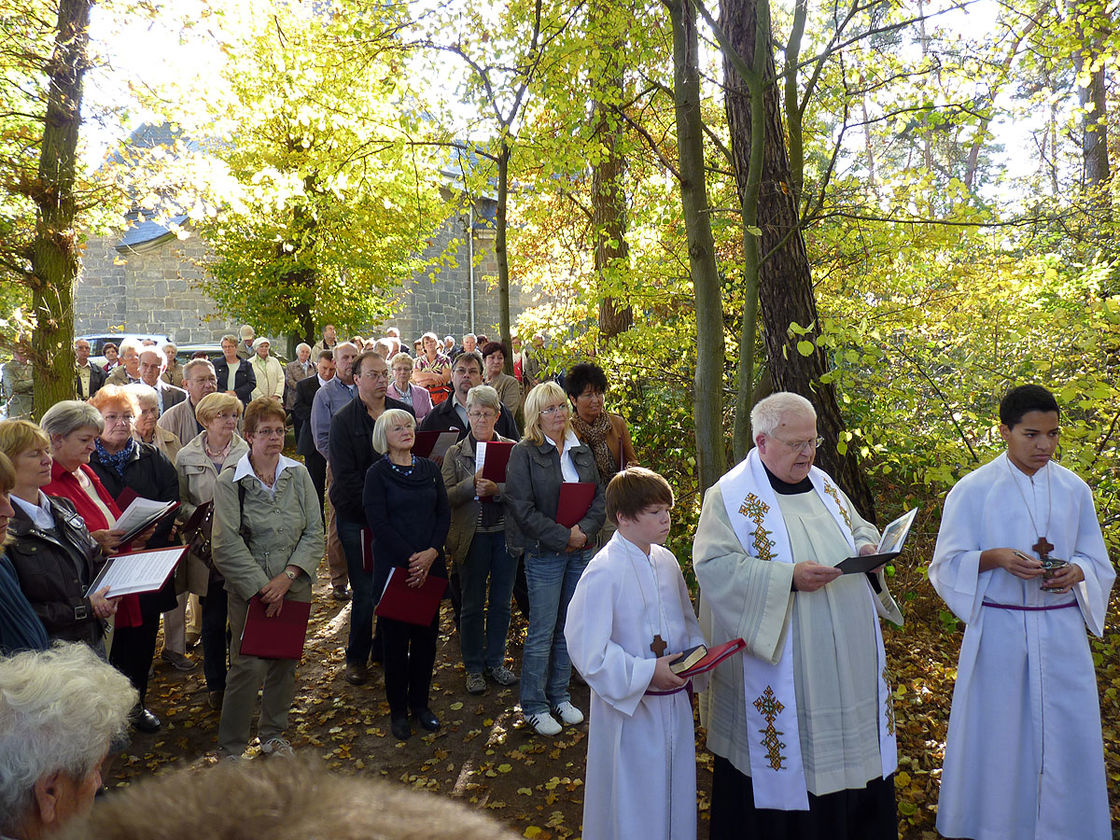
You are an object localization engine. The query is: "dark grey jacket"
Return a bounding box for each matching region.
[504,437,605,555]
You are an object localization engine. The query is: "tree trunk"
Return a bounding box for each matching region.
[667,0,726,493]
[1069,0,1110,188]
[591,55,633,342]
[495,140,514,374]
[720,0,876,520]
[29,0,92,418]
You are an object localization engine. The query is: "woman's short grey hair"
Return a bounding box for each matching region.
[465,384,500,413]
[123,382,158,407]
[390,352,414,371]
[40,400,105,437]
[371,409,415,455]
[750,392,816,442]
[296,343,311,355]
[0,643,136,832]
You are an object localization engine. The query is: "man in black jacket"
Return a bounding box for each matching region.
[419,351,518,443]
[328,351,412,685]
[292,351,335,518]
[213,335,256,406]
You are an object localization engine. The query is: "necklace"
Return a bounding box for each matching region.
[621,536,668,656]
[204,435,232,460]
[386,453,415,475]
[1006,456,1053,558]
[250,456,276,487]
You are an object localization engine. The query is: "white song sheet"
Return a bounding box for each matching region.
[87,546,188,597]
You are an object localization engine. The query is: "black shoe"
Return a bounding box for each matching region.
[390,716,412,740]
[131,707,161,733]
[344,663,368,685]
[412,707,440,732]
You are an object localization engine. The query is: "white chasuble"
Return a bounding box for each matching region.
[566,532,708,840]
[694,449,901,809]
[930,454,1114,840]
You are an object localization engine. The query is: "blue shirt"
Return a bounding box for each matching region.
[311,376,357,458]
[0,552,49,655]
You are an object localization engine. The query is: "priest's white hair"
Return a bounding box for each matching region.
[750,392,816,442]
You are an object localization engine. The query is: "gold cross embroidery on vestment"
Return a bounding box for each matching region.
[882,664,895,735]
[739,493,776,561]
[822,482,851,530]
[753,686,788,771]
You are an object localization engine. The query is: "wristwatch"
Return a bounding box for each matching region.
[284,568,297,581]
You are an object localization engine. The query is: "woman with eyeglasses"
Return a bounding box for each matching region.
[505,382,605,736]
[175,392,248,710]
[442,385,518,696]
[87,385,180,733]
[211,397,323,759]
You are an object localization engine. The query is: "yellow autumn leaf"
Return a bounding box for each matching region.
[523,828,542,839]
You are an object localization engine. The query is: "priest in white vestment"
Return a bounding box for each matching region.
[930,384,1114,840]
[566,468,708,840]
[693,392,903,840]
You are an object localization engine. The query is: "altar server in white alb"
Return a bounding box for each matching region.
[693,391,903,840]
[566,467,708,840]
[930,384,1114,840]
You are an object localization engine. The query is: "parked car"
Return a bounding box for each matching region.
[175,343,289,367]
[77,333,172,368]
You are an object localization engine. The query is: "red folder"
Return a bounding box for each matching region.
[672,638,747,678]
[479,440,515,482]
[239,596,312,660]
[413,429,458,459]
[374,567,448,626]
[556,482,596,527]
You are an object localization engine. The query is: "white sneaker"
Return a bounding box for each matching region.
[526,711,562,736]
[259,737,294,757]
[552,701,584,726]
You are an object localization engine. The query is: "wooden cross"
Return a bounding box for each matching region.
[1033,536,1054,560]
[650,634,667,656]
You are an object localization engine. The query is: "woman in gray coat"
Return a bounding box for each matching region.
[211,397,324,759]
[505,382,605,737]
[442,385,518,696]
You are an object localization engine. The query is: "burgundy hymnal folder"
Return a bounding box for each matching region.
[479,440,515,482]
[374,567,448,626]
[239,596,312,660]
[556,482,595,528]
[670,638,747,678]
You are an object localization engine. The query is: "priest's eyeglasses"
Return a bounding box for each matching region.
[774,435,824,453]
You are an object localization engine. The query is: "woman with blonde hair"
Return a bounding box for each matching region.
[0,449,49,654]
[363,408,449,740]
[505,381,605,736]
[0,419,117,650]
[175,392,247,709]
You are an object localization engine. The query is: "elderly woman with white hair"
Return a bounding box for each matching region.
[0,643,136,840]
[441,385,518,695]
[160,343,183,387]
[124,383,181,463]
[386,352,433,423]
[363,408,449,741]
[249,337,285,403]
[284,343,315,442]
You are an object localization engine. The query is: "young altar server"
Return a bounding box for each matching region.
[930,384,1114,840]
[565,467,707,840]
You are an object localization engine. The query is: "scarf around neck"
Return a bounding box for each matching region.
[570,412,616,481]
[95,437,136,478]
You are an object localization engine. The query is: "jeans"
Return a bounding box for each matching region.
[199,575,229,693]
[339,517,381,665]
[519,547,592,716]
[459,531,516,673]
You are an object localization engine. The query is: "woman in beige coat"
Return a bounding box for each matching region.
[211,397,323,758]
[174,392,248,709]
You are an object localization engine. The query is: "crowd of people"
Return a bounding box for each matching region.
[0,318,1115,840]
